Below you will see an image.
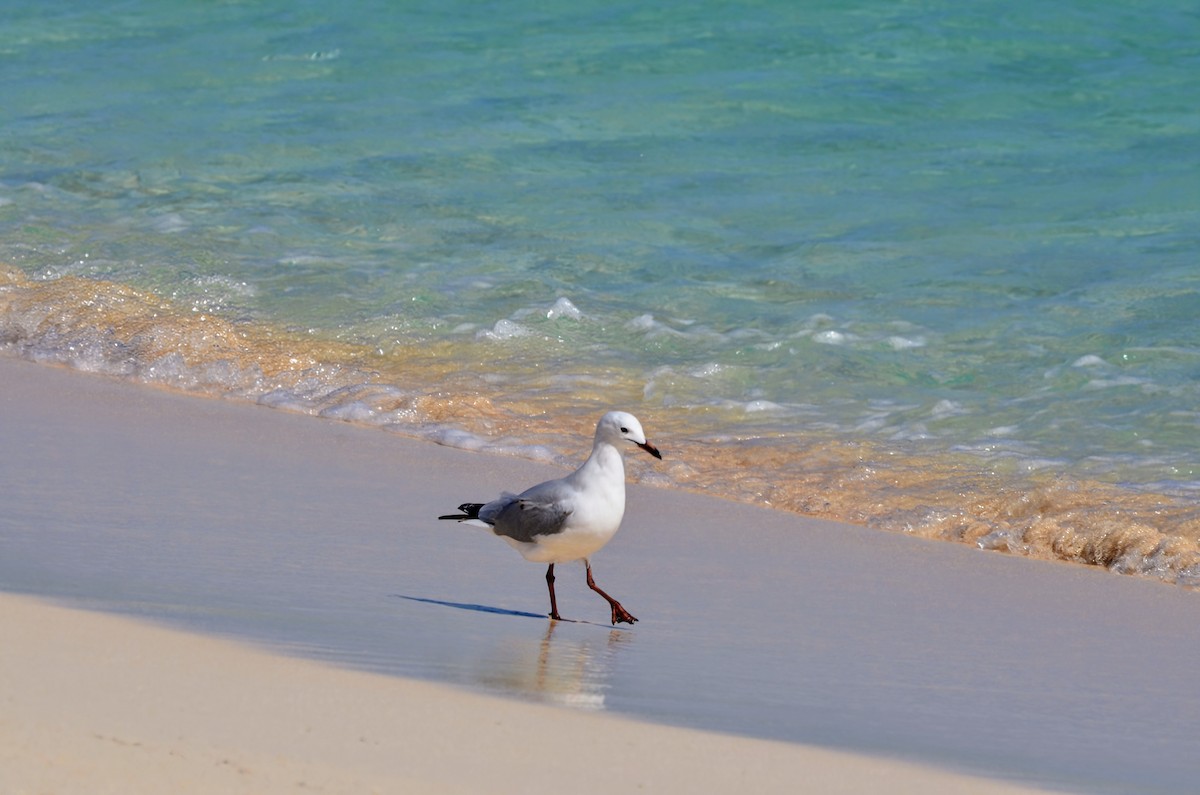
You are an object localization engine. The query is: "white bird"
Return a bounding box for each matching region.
[439,411,662,625]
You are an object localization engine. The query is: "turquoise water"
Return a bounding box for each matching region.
[3,1,1200,579]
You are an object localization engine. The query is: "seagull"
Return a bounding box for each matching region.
[439,411,662,625]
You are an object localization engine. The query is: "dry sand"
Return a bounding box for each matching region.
[3,354,1198,793]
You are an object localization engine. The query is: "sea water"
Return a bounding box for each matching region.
[3,1,1199,583]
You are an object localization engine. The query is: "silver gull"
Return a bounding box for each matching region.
[439,411,662,624]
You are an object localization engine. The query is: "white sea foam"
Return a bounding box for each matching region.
[423,425,560,464]
[689,362,724,378]
[258,389,317,413]
[477,319,529,341]
[813,330,847,345]
[320,401,377,422]
[545,296,582,320]
[887,335,925,350]
[190,275,257,298]
[424,426,491,451]
[626,313,687,339]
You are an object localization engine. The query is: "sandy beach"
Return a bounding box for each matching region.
[3,355,1198,793]
[3,592,1055,795]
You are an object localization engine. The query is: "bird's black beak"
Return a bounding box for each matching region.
[637,441,663,460]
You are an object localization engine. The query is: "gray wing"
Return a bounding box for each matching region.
[480,490,573,544]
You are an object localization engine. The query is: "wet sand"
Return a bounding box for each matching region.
[3,355,1198,793]
[3,592,1055,795]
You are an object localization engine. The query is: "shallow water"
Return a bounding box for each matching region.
[3,0,1199,584]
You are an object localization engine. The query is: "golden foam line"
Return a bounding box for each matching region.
[0,264,363,377]
[4,265,1199,586]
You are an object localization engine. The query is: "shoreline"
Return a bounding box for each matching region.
[4,264,1200,590]
[4,353,1200,792]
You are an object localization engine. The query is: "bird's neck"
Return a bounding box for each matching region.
[576,441,625,482]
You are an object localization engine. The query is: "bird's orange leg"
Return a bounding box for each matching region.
[585,560,637,625]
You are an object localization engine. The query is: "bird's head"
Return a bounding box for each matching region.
[597,411,662,460]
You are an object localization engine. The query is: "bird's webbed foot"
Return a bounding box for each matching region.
[610,603,638,625]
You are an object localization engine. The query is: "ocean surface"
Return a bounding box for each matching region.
[3,1,1199,584]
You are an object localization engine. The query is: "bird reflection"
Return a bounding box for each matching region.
[472,620,634,710]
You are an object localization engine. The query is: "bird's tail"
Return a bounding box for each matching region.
[438,502,485,521]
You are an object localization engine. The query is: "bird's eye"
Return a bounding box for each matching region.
[620,426,629,433]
